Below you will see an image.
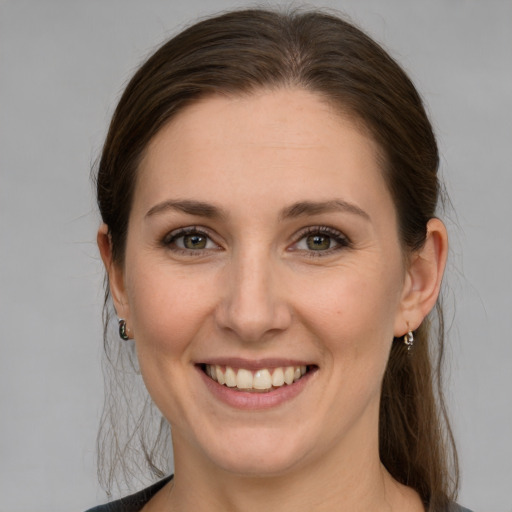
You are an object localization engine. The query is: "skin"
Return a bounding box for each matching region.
[98,88,448,512]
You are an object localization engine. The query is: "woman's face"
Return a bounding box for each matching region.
[110,89,414,476]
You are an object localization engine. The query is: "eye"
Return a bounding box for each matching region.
[179,233,209,250]
[291,227,350,255]
[302,234,333,251]
[163,227,219,252]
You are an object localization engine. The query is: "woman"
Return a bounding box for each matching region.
[89,8,473,512]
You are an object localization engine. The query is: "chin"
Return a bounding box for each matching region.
[211,450,307,478]
[196,425,315,478]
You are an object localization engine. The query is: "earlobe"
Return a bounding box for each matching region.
[97,223,130,319]
[395,218,448,336]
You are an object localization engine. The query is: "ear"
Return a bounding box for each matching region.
[97,223,130,322]
[394,218,448,336]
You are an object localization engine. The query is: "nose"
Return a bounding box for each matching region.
[215,248,292,343]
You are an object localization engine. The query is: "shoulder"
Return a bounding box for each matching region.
[85,476,173,512]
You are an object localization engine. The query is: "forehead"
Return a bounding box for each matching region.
[134,88,393,222]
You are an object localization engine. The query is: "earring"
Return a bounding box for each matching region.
[118,318,130,341]
[404,331,414,352]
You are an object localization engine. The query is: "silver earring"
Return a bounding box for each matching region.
[404,331,414,352]
[118,318,130,341]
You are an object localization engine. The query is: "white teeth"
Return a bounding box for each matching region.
[236,368,253,389]
[206,364,309,391]
[216,366,225,385]
[284,366,295,385]
[253,369,272,390]
[272,367,285,386]
[225,366,237,387]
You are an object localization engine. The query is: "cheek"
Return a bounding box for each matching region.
[296,258,404,376]
[124,254,217,363]
[305,265,402,336]
[124,265,218,422]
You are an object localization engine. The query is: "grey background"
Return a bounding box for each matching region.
[0,0,510,511]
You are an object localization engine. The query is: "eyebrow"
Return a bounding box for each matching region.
[145,198,370,222]
[145,199,227,219]
[279,200,370,221]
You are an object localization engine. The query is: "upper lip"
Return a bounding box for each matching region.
[197,357,315,370]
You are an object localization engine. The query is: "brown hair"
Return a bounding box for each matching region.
[96,8,458,508]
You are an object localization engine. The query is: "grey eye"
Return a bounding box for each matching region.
[166,229,218,251]
[305,234,332,250]
[182,234,208,249]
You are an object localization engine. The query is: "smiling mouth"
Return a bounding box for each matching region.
[202,364,315,393]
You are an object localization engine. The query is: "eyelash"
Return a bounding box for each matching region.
[161,226,220,256]
[290,226,351,257]
[161,225,351,257]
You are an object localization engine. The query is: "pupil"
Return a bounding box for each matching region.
[184,234,206,249]
[307,234,330,250]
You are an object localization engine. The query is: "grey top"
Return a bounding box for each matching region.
[85,476,474,512]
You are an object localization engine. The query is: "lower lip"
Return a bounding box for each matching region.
[197,367,315,410]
